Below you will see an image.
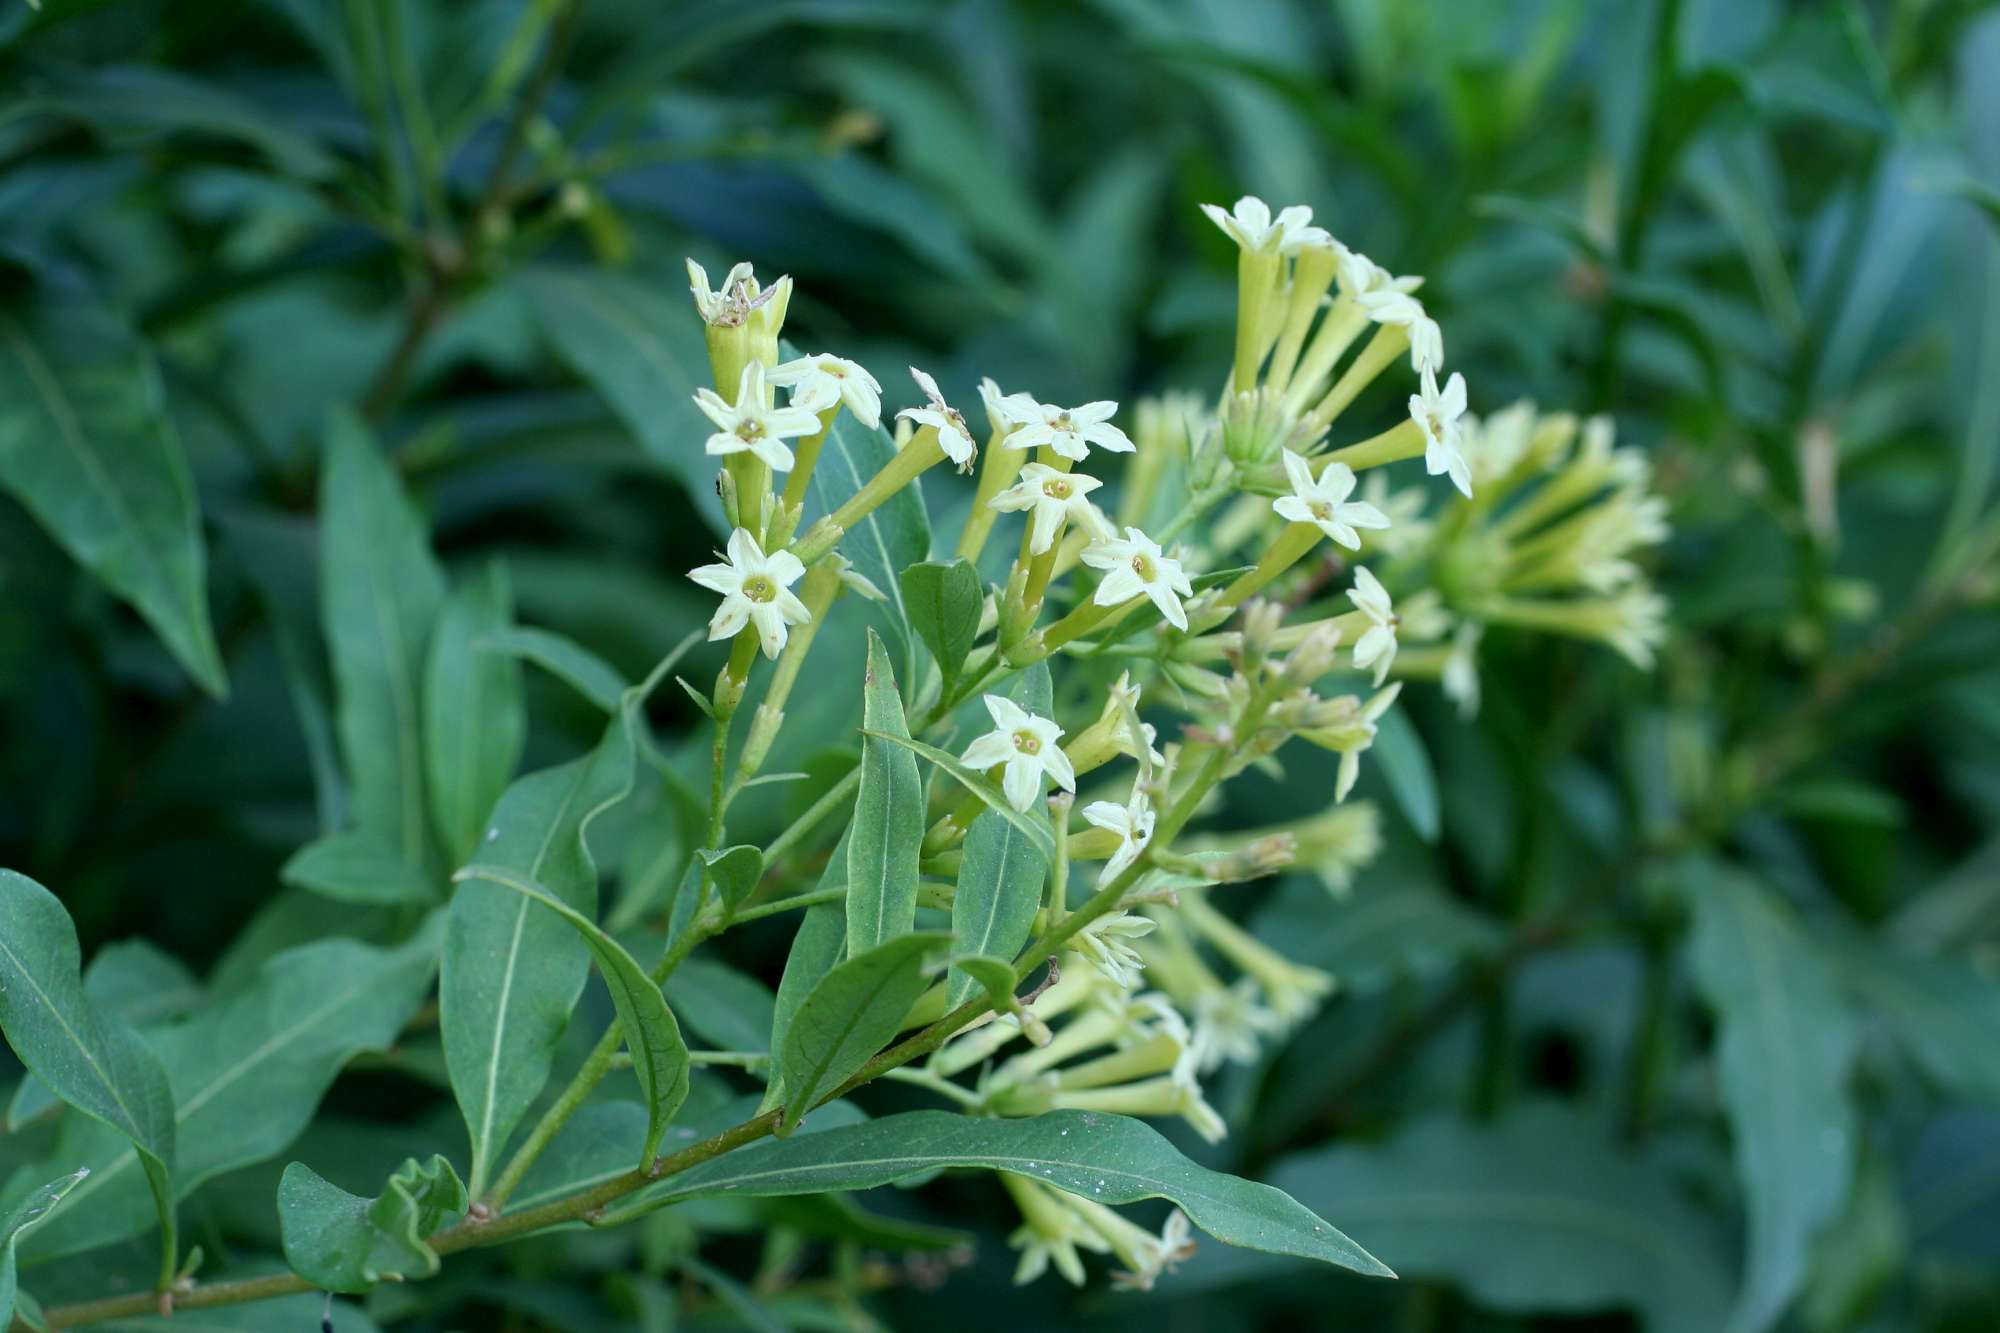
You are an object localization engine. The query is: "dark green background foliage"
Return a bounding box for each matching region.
[2,0,1999,1329]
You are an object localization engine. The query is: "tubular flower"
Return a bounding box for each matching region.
[990,463,1110,556]
[1082,790,1156,886]
[1272,450,1390,550]
[899,366,978,470]
[961,694,1077,812]
[767,352,882,429]
[687,528,811,658]
[1410,367,1473,497]
[1082,527,1195,631]
[1200,195,1330,254]
[1347,566,1398,685]
[998,395,1136,461]
[692,362,821,473]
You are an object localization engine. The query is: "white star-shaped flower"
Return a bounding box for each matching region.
[686,258,754,324]
[767,352,882,429]
[687,528,812,658]
[1271,450,1391,550]
[1347,566,1397,686]
[988,463,1109,555]
[691,362,822,473]
[979,376,1038,438]
[960,694,1076,812]
[1337,685,1402,801]
[1442,621,1483,719]
[1082,790,1156,886]
[997,395,1134,461]
[1409,367,1472,498]
[898,367,977,471]
[1082,527,1195,631]
[1199,195,1331,254]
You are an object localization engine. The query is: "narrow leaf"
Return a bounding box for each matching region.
[947,812,1046,1006]
[860,729,1056,862]
[847,631,923,957]
[278,1155,467,1293]
[632,1109,1389,1276]
[453,864,689,1169]
[321,408,446,878]
[426,562,526,864]
[473,625,630,714]
[662,959,777,1055]
[1687,864,1859,1333]
[1371,707,1440,842]
[281,829,436,906]
[0,872,176,1277]
[761,888,847,1114]
[0,296,223,694]
[776,931,949,1135]
[0,1170,90,1327]
[806,400,932,673]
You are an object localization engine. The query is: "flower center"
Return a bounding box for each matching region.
[1053,412,1075,433]
[742,575,776,604]
[826,363,846,379]
[1309,499,1333,521]
[737,420,766,443]
[1043,478,1072,501]
[1131,553,1155,581]
[1012,730,1040,755]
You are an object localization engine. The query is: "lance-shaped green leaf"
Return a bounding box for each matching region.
[945,661,1051,1005]
[1266,1103,1730,1329]
[320,408,447,882]
[859,729,1055,862]
[847,631,923,958]
[426,562,526,865]
[280,828,437,906]
[900,559,982,688]
[7,940,199,1132]
[761,884,848,1114]
[626,1109,1388,1276]
[278,1155,468,1293]
[1687,863,1859,1333]
[15,918,442,1264]
[444,694,648,1194]
[0,1169,90,1327]
[1371,706,1440,842]
[664,958,777,1055]
[0,296,223,695]
[1814,921,2000,1102]
[775,931,950,1135]
[474,625,630,714]
[453,864,689,1169]
[0,872,177,1278]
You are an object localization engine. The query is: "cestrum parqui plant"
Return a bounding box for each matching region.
[0,196,1678,1331]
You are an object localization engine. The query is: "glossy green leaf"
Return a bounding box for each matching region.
[858,729,1055,862]
[278,1154,468,1293]
[899,559,982,689]
[1268,1103,1730,1329]
[846,631,923,958]
[443,697,648,1193]
[320,408,447,882]
[473,625,630,714]
[0,1170,89,1327]
[1687,864,1859,1333]
[775,931,949,1135]
[635,1109,1388,1275]
[453,862,689,1170]
[280,828,436,906]
[15,919,442,1264]
[0,872,176,1276]
[426,562,526,864]
[0,296,223,696]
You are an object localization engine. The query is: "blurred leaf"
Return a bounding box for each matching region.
[320,408,447,883]
[278,1154,467,1294]
[0,872,176,1276]
[1815,924,2000,1102]
[426,562,527,864]
[1799,1151,1904,1333]
[846,630,923,958]
[516,265,724,533]
[0,1170,88,1329]
[775,930,948,1135]
[0,295,225,695]
[1686,863,1860,1333]
[1372,707,1440,842]
[281,828,437,905]
[663,958,777,1055]
[474,624,630,714]
[635,1108,1390,1275]
[1254,874,1501,997]
[1268,1102,1732,1332]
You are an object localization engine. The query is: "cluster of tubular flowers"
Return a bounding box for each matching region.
[668,194,1660,1292]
